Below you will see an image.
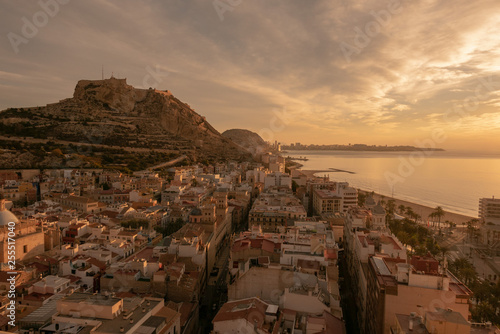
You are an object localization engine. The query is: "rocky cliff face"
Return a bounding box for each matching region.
[222,129,268,156]
[0,77,250,167]
[73,78,146,114]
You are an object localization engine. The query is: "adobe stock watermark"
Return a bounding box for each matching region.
[7,0,71,54]
[443,76,500,125]
[339,0,409,63]
[142,65,170,89]
[258,106,292,145]
[385,75,500,189]
[213,0,243,21]
[405,290,458,334]
[384,129,447,188]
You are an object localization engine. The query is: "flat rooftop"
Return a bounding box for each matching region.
[62,293,122,306]
[97,298,162,333]
[19,294,64,325]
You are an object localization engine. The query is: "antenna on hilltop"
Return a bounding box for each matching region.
[101,65,104,80]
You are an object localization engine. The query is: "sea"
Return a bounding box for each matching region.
[286,150,500,218]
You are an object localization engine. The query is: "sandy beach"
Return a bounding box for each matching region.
[361,190,476,225]
[300,169,477,225]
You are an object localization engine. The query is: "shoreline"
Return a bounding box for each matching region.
[300,169,477,225]
[300,169,332,178]
[359,189,476,225]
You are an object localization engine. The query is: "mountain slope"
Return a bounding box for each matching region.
[0,77,250,169]
[222,129,268,156]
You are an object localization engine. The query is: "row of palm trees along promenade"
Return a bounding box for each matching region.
[357,189,500,324]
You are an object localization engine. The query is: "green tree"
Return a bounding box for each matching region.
[449,257,477,285]
[473,302,496,323]
[156,218,186,236]
[466,219,480,242]
[433,206,445,229]
[462,267,477,286]
[405,207,414,218]
[408,235,419,254]
[437,245,449,262]
[358,192,366,207]
[428,212,436,227]
[121,219,150,229]
[385,199,396,215]
[397,231,410,248]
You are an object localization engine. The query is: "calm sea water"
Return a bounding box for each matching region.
[287,150,500,217]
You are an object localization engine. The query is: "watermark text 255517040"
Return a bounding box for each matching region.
[6,220,17,328]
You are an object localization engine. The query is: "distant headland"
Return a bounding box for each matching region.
[281,143,445,152]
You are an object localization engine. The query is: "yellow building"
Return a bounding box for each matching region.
[0,199,45,263]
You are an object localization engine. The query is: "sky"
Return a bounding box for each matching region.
[1,0,500,152]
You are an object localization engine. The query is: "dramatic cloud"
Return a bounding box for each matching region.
[1,0,499,151]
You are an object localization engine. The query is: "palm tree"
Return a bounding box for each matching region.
[443,220,452,232]
[385,199,396,215]
[466,218,479,242]
[406,206,413,215]
[397,231,411,250]
[398,204,406,214]
[450,257,471,273]
[428,212,435,227]
[438,245,450,262]
[408,235,419,254]
[433,206,445,229]
[462,267,477,286]
[473,301,496,323]
[358,192,366,207]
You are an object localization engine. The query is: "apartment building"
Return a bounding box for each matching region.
[312,182,358,215]
[249,191,307,232]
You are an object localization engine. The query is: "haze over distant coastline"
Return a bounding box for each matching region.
[282,144,445,152]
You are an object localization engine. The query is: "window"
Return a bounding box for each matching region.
[23,245,28,253]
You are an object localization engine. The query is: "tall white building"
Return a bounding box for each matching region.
[479,197,500,247]
[312,182,358,214]
[479,197,500,225]
[246,167,268,184]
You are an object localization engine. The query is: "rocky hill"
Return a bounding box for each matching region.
[222,129,268,156]
[0,77,250,170]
